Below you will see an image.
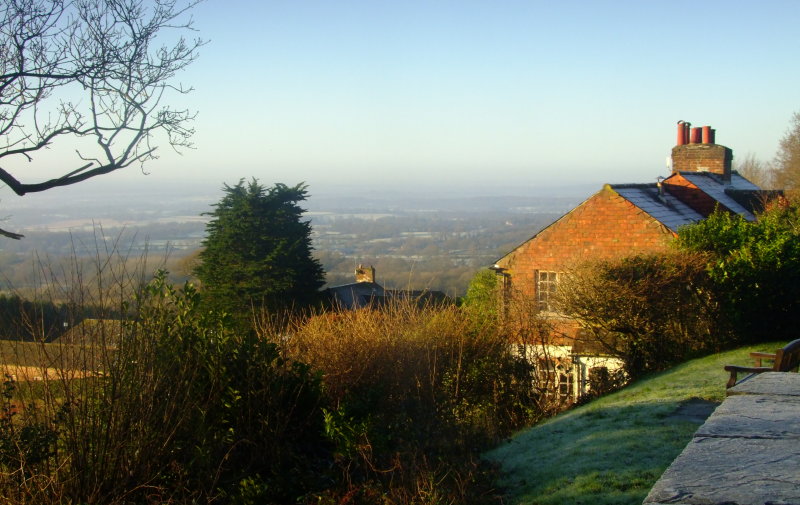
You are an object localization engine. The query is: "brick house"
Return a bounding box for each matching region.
[492,122,766,401]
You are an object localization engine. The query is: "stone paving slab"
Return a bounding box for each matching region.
[695,394,800,439]
[728,371,800,397]
[643,436,800,505]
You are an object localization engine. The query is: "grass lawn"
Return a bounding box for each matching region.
[485,342,785,505]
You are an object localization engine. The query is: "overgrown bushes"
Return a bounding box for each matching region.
[1,271,328,504]
[555,252,727,379]
[0,262,543,504]
[281,298,539,504]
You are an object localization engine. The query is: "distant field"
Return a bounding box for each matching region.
[0,340,110,382]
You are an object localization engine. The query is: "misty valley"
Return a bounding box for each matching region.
[0,186,576,297]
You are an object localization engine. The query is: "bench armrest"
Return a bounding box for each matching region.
[749,352,776,367]
[723,365,773,388]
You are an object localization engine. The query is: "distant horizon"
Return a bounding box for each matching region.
[4,1,796,204]
[0,171,607,210]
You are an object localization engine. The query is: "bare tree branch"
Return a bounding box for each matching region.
[0,226,24,239]
[0,0,204,235]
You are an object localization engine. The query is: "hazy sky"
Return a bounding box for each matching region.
[7,0,800,203]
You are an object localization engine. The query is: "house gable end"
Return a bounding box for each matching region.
[495,185,674,296]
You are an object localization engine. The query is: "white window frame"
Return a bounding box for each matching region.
[536,270,560,312]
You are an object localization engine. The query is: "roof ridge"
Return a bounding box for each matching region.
[610,182,658,189]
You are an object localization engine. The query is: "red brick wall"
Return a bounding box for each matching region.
[496,185,674,298]
[662,173,721,217]
[671,144,732,178]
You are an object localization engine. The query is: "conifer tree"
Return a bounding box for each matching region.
[194,179,325,314]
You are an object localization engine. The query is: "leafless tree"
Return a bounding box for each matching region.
[0,0,203,238]
[773,111,800,191]
[735,152,772,189]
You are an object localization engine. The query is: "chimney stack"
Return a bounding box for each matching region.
[355,265,376,283]
[671,121,732,182]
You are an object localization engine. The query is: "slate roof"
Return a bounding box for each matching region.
[326,281,386,310]
[613,172,764,233]
[611,183,705,233]
[325,281,448,310]
[493,170,768,266]
[56,318,124,346]
[677,172,759,220]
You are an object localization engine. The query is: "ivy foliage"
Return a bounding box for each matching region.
[677,199,800,343]
[194,179,325,314]
[460,269,500,325]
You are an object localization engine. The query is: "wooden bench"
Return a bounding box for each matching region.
[724,338,800,388]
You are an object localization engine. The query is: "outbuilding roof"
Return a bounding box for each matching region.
[611,183,705,233]
[613,171,764,234]
[677,172,760,220]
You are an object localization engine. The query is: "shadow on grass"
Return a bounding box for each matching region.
[487,402,701,505]
[485,342,788,505]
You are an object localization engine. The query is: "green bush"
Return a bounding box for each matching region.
[678,200,800,344]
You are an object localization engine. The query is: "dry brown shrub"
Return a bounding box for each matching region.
[277,298,535,505]
[285,299,475,409]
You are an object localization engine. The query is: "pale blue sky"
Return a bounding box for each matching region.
[12,0,800,200]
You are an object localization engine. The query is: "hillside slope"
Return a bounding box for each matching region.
[485,343,784,505]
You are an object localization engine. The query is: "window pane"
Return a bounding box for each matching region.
[536,271,559,311]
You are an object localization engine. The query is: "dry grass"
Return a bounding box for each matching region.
[1,365,95,382]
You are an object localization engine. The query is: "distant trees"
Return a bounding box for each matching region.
[0,0,203,238]
[733,110,800,191]
[773,111,800,190]
[194,180,326,315]
[735,152,772,189]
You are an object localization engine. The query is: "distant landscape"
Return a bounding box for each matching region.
[0,180,590,296]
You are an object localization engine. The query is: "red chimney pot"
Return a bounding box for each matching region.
[702,126,712,144]
[677,121,686,145]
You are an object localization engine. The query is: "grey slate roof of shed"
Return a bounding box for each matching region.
[677,172,759,220]
[326,281,448,310]
[611,183,704,233]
